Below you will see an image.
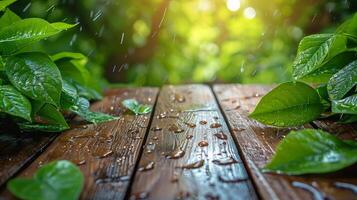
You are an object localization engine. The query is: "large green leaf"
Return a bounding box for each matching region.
[263,129,357,175]
[0,9,21,29]
[327,60,357,100]
[332,94,357,114]
[36,104,69,128]
[292,34,347,79]
[250,82,323,127]
[0,18,75,55]
[0,85,31,121]
[7,160,84,200]
[5,52,62,106]
[0,0,16,11]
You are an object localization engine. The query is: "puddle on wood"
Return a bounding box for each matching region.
[176,159,204,169]
[198,140,209,147]
[214,132,228,140]
[166,149,185,159]
[212,157,238,166]
[218,175,247,183]
[292,181,325,200]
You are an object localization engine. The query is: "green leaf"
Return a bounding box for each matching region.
[60,79,78,109]
[5,52,62,106]
[7,160,83,200]
[36,104,68,127]
[300,51,356,84]
[332,94,357,114]
[250,82,323,127]
[263,129,357,175]
[70,97,117,124]
[122,99,152,115]
[51,52,87,62]
[292,34,347,79]
[18,123,69,132]
[337,13,357,36]
[0,18,75,55]
[327,60,357,100]
[339,114,357,124]
[0,9,21,29]
[0,85,31,121]
[0,0,16,11]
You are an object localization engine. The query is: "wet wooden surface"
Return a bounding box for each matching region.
[129,85,257,200]
[0,88,158,200]
[0,84,356,200]
[214,84,357,200]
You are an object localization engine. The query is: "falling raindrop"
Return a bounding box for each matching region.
[22,2,31,12]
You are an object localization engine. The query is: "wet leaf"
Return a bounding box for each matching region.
[0,0,16,11]
[5,52,62,106]
[327,60,357,100]
[122,99,152,115]
[7,160,84,200]
[292,34,347,79]
[263,129,357,175]
[0,18,75,55]
[18,123,69,132]
[0,9,21,28]
[250,82,323,127]
[332,94,357,114]
[0,85,31,121]
[36,104,69,128]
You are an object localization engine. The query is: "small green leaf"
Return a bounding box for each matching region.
[327,60,357,100]
[122,99,152,115]
[36,104,69,128]
[0,18,75,55]
[250,82,323,127]
[7,160,83,200]
[332,94,357,114]
[51,52,87,62]
[0,85,31,121]
[70,97,117,124]
[0,0,16,11]
[18,123,69,132]
[292,34,347,79]
[0,9,21,29]
[5,52,62,106]
[263,129,357,175]
[337,13,357,36]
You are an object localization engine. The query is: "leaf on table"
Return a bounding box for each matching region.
[0,85,31,121]
[332,94,357,114]
[292,34,347,79]
[327,60,357,100]
[7,160,84,200]
[263,129,357,175]
[122,99,152,115]
[250,81,323,127]
[5,52,62,106]
[0,18,75,55]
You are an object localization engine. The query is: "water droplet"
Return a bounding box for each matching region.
[210,123,222,128]
[172,94,185,103]
[152,126,162,131]
[93,150,113,158]
[218,175,247,183]
[175,191,191,199]
[166,149,185,159]
[138,161,155,172]
[214,132,227,140]
[176,159,204,169]
[198,141,209,147]
[186,135,193,139]
[168,124,184,133]
[74,159,86,166]
[212,157,238,165]
[200,120,207,125]
[185,122,196,128]
[130,192,149,200]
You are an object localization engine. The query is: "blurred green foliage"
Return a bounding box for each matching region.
[8,0,357,87]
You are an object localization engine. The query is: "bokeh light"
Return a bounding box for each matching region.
[244,7,256,19]
[226,0,241,12]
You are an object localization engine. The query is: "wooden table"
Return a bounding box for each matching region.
[0,85,356,200]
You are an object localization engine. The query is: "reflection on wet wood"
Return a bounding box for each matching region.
[0,88,158,200]
[0,123,56,187]
[130,85,257,200]
[214,84,357,200]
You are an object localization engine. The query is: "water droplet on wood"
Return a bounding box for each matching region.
[152,126,162,131]
[218,175,247,183]
[198,141,209,147]
[138,161,155,172]
[214,132,227,140]
[176,159,204,169]
[185,122,196,128]
[186,135,193,139]
[130,192,149,200]
[212,157,238,165]
[210,123,222,128]
[200,120,207,125]
[166,149,185,159]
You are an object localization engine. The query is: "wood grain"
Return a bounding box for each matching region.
[129,85,257,200]
[213,84,357,200]
[0,88,158,200]
[0,123,56,188]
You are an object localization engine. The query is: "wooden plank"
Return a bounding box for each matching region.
[0,125,56,188]
[0,88,158,200]
[129,85,257,200]
[213,84,357,200]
